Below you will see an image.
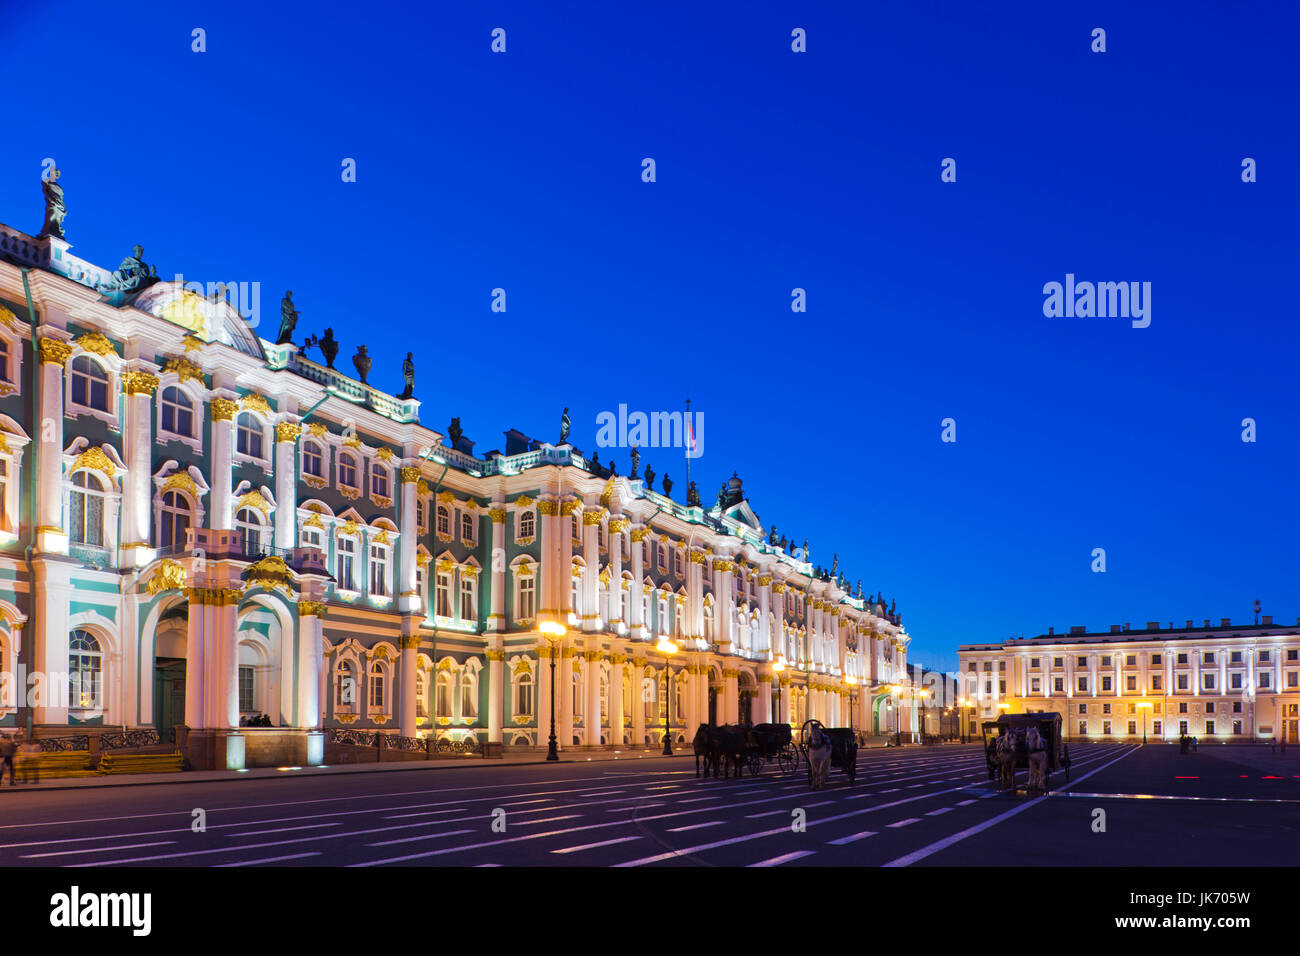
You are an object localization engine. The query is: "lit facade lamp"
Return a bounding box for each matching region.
[657,636,678,755]
[1136,700,1152,744]
[539,620,567,761]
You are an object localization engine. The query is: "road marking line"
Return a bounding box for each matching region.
[882,745,1139,868]
[667,821,726,832]
[215,852,322,867]
[888,818,920,828]
[553,836,643,854]
[880,788,900,793]
[228,823,342,837]
[956,799,978,806]
[925,807,953,817]
[745,809,791,819]
[827,831,876,845]
[748,850,815,867]
[383,808,472,819]
[21,841,175,859]
[514,815,582,826]
[365,828,478,848]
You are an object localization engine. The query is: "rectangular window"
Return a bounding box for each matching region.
[1206,702,1215,713]
[1230,651,1242,664]
[1077,656,1087,667]
[1054,678,1064,692]
[1260,651,1270,663]
[369,672,384,710]
[1101,676,1112,692]
[1203,674,1215,691]
[1101,656,1111,667]
[1232,701,1242,714]
[1233,720,1242,735]
[1126,655,1136,666]
[239,666,254,713]
[1177,653,1188,665]
[337,538,356,591]
[1179,720,1188,735]
[1103,721,1111,735]
[1205,720,1215,735]
[1077,677,1088,693]
[1126,676,1137,691]
[1078,721,1088,735]
[369,544,388,596]
[1152,720,1162,735]
[1151,653,1162,665]
[1203,652,1214,664]
[1152,675,1162,690]
[435,572,452,618]
[1078,703,1087,715]
[1053,657,1063,668]
[1179,702,1188,714]
[1102,703,1111,714]
[1177,675,1188,690]
[998,680,1005,695]
[1030,678,1040,693]
[460,575,476,622]
[1260,672,1271,688]
[1231,673,1242,689]
[517,576,535,620]
[1030,658,1040,668]
[1289,672,1299,689]
[1128,721,1136,735]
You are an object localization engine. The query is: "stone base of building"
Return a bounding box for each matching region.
[181,727,324,770]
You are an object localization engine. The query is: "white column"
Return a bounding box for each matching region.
[487,650,503,744]
[717,561,735,652]
[586,651,602,746]
[609,656,625,746]
[297,595,325,729]
[120,372,158,565]
[629,529,646,639]
[210,397,237,530]
[488,507,506,630]
[397,468,419,613]
[273,423,299,550]
[35,337,70,554]
[581,510,600,632]
[608,519,626,628]
[632,657,647,746]
[399,625,418,737]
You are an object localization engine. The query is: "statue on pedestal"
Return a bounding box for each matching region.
[111,245,156,292]
[352,345,371,384]
[643,464,655,490]
[662,473,673,498]
[320,328,339,369]
[399,352,415,399]
[277,291,299,345]
[630,444,640,479]
[559,407,571,444]
[39,167,66,239]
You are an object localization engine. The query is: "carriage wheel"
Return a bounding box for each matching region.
[747,753,763,778]
[799,719,823,750]
[778,746,796,775]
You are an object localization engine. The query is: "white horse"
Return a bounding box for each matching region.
[1025,726,1048,792]
[996,732,1018,790]
[807,723,832,790]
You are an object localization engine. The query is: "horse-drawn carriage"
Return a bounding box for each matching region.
[798,719,858,786]
[744,722,799,776]
[981,712,1069,792]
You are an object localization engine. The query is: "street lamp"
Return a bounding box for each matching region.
[957,697,971,744]
[774,659,786,725]
[1136,700,1152,744]
[540,621,566,761]
[846,675,857,734]
[657,636,678,755]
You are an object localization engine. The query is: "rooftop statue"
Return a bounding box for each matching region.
[832,553,839,575]
[802,539,810,563]
[319,328,339,369]
[662,473,673,498]
[643,464,655,490]
[39,166,66,239]
[399,352,415,400]
[630,444,640,479]
[686,480,700,507]
[448,417,463,447]
[768,524,778,546]
[111,245,157,293]
[559,407,571,444]
[778,534,787,551]
[353,344,371,384]
[277,291,299,345]
[856,580,862,599]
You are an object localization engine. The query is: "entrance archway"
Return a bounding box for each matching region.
[154,605,188,743]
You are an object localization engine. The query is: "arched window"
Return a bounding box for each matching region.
[515,670,534,718]
[338,453,358,490]
[518,509,535,539]
[643,677,657,722]
[460,670,478,719]
[335,660,356,709]
[68,629,102,711]
[160,386,194,438]
[368,662,387,711]
[71,356,109,411]
[436,670,453,718]
[572,669,582,718]
[704,601,715,643]
[303,442,323,478]
[0,338,8,382]
[69,471,107,547]
[460,511,474,543]
[370,461,389,498]
[416,498,426,530]
[158,490,190,551]
[235,507,265,556]
[416,671,427,719]
[436,505,450,537]
[236,413,263,459]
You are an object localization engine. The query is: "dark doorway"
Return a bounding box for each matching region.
[739,690,754,726]
[708,686,717,725]
[155,658,186,743]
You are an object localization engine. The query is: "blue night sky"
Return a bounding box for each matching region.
[3,1,1298,671]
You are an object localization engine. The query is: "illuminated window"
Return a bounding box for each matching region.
[160,386,194,438]
[371,462,389,498]
[158,491,190,551]
[70,356,109,411]
[235,413,263,459]
[338,453,358,490]
[337,537,357,591]
[518,509,534,539]
[69,471,106,547]
[235,507,264,556]
[68,629,102,711]
[303,442,323,477]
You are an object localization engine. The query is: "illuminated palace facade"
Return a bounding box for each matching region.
[958,618,1300,743]
[0,206,916,768]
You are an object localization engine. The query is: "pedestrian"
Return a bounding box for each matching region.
[0,734,16,785]
[17,739,40,784]
[1192,736,1198,753]
[1179,734,1189,755]
[1281,737,1287,755]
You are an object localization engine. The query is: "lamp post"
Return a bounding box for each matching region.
[658,636,678,755]
[1136,700,1152,744]
[846,675,857,734]
[774,659,786,725]
[540,621,566,761]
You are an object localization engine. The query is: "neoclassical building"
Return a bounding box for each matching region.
[0,192,915,768]
[958,617,1300,743]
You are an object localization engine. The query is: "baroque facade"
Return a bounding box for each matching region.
[958,618,1300,743]
[0,202,914,769]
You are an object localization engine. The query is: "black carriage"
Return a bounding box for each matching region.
[743,723,799,776]
[981,712,1070,785]
[798,719,858,785]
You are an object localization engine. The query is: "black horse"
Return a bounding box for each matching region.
[692,724,717,777]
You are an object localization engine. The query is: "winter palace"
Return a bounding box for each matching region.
[0,183,918,768]
[958,617,1300,744]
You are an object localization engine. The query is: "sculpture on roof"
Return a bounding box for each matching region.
[39,166,66,239]
[643,464,655,490]
[832,553,839,575]
[768,525,778,546]
[448,417,463,447]
[856,580,863,599]
[277,291,299,345]
[352,345,371,384]
[111,245,157,293]
[320,328,339,368]
[559,407,571,444]
[778,534,787,551]
[630,444,640,479]
[399,352,415,400]
[802,539,810,562]
[662,473,673,498]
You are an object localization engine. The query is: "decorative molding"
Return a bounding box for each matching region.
[275,422,302,444]
[298,601,326,617]
[70,446,116,480]
[305,421,329,438]
[488,507,507,524]
[630,528,651,543]
[122,371,160,396]
[239,392,271,415]
[145,559,187,595]
[400,466,420,484]
[211,398,238,421]
[374,446,395,462]
[536,500,557,516]
[38,337,74,366]
[74,331,117,357]
[162,356,204,384]
[246,555,296,595]
[161,471,198,498]
[237,489,272,515]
